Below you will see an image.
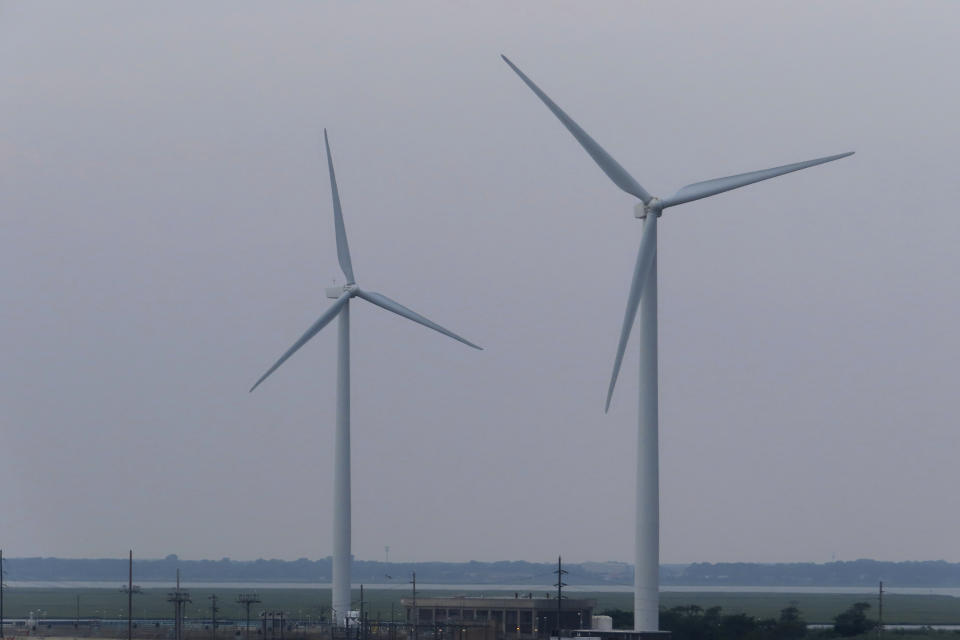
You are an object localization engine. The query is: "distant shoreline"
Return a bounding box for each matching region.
[7,558,960,589]
[6,581,960,596]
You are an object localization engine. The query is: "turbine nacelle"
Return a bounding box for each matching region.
[326,284,357,299]
[634,199,663,219]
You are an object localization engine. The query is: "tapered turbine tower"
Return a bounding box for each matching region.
[503,56,852,632]
[251,131,482,625]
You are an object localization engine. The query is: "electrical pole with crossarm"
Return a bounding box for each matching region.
[210,595,220,640]
[554,556,567,637]
[237,593,261,640]
[122,551,142,640]
[1,549,5,640]
[167,570,191,640]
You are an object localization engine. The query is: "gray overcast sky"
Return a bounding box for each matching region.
[2,1,959,565]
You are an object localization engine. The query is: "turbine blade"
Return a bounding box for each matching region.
[249,292,352,392]
[605,212,658,412]
[324,130,356,285]
[355,289,482,350]
[501,55,652,204]
[661,152,854,208]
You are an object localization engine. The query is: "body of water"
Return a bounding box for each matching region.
[6,582,960,597]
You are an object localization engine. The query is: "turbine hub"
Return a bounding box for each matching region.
[326,283,358,299]
[634,198,663,219]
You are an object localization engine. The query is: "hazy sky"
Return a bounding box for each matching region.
[2,1,959,567]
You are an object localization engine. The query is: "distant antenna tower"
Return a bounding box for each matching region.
[167,569,191,640]
[236,593,262,640]
[121,551,142,640]
[385,546,389,564]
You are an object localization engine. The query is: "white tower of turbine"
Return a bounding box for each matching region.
[251,131,482,625]
[503,56,852,632]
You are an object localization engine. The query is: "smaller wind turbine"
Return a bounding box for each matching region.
[250,130,481,626]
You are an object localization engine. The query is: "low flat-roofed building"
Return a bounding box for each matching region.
[402,595,596,638]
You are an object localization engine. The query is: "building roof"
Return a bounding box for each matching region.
[401,597,596,609]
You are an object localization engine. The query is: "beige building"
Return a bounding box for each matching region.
[401,596,596,638]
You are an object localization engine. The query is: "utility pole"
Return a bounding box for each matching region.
[878,581,884,640]
[167,570,191,640]
[122,550,142,640]
[76,595,80,630]
[174,573,180,640]
[129,551,133,640]
[554,556,567,637]
[1,548,5,640]
[209,595,220,640]
[410,572,418,640]
[358,585,364,640]
[236,594,261,640]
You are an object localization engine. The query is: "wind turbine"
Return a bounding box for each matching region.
[250,131,482,625]
[502,55,852,632]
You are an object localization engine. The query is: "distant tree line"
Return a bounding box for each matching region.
[1,556,630,584]
[670,559,960,586]
[6,556,960,586]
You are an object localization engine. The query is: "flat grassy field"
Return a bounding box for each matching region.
[3,588,960,626]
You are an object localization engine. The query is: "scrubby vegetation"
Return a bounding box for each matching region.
[603,605,807,640]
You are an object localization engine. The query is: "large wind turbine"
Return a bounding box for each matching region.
[250,131,482,625]
[503,56,852,632]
